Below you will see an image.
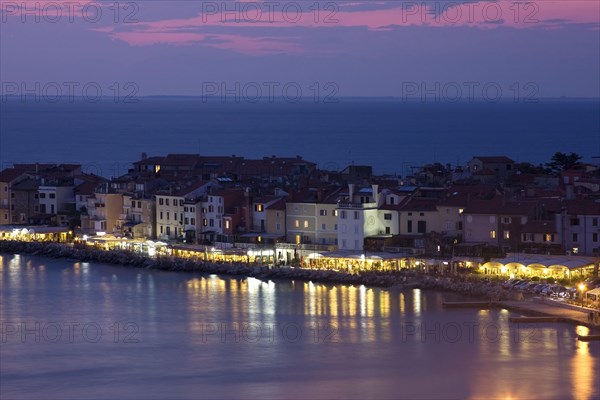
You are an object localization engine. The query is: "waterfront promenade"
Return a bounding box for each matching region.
[499,298,600,328]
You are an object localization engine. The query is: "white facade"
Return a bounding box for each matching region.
[336,184,387,251]
[38,185,74,215]
[204,195,224,235]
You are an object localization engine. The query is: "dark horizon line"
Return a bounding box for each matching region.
[1,95,599,101]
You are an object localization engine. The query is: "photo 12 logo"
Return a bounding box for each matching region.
[1,2,139,24]
[399,322,541,344]
[198,322,340,344]
[1,321,140,344]
[201,81,339,103]
[199,2,339,24]
[400,81,539,103]
[399,2,540,25]
[1,81,140,103]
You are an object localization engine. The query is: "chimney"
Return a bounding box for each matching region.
[371,184,379,205]
[317,189,324,203]
[348,184,355,203]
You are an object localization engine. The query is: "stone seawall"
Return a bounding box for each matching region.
[0,240,512,300]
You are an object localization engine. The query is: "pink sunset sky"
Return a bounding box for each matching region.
[1,0,599,96]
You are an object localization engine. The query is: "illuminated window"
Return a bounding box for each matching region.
[303,221,309,228]
[258,236,262,243]
[225,220,230,229]
[334,210,338,217]
[572,247,579,254]
[155,165,161,173]
[295,235,301,245]
[490,230,496,239]
[255,204,263,212]
[295,220,300,228]
[544,234,554,242]
[504,231,510,239]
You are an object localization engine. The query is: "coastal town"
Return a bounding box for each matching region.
[1,152,599,302]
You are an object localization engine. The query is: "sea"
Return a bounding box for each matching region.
[1,254,599,399]
[2,98,600,399]
[1,97,599,178]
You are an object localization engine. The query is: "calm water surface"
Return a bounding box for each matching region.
[1,99,599,176]
[1,254,599,399]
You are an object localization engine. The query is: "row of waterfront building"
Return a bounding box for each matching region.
[1,154,599,260]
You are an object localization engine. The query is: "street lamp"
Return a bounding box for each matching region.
[578,283,587,307]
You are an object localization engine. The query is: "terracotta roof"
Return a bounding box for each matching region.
[11,178,39,191]
[267,198,287,211]
[75,181,101,196]
[399,198,439,212]
[173,180,210,197]
[438,185,497,206]
[472,156,514,164]
[253,195,282,204]
[564,200,600,216]
[162,154,200,167]
[0,168,28,183]
[133,156,164,165]
[464,198,538,215]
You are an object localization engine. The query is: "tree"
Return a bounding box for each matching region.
[546,152,582,173]
[516,162,549,174]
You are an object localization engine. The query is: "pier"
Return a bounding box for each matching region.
[442,301,495,309]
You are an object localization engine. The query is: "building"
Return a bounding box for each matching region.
[468,156,515,180]
[462,198,539,252]
[336,184,384,251]
[81,186,124,235]
[0,168,30,225]
[118,194,155,239]
[557,200,600,256]
[155,180,213,241]
[286,188,342,247]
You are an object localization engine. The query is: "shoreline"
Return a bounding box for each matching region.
[2,240,599,330]
[0,240,508,296]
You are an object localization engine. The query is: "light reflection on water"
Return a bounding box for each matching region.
[1,254,599,400]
